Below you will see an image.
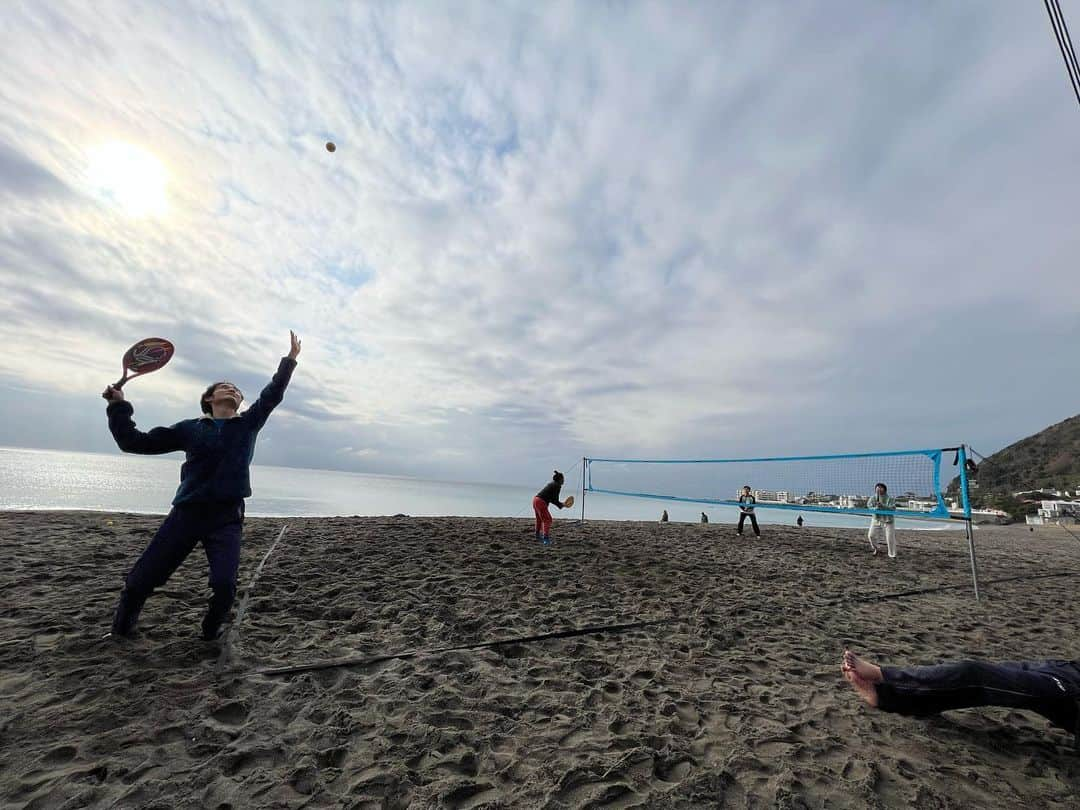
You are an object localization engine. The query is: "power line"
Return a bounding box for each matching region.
[1045,0,1080,108]
[1052,0,1080,81]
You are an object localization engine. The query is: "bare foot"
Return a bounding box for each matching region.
[843,650,883,682]
[842,649,882,708]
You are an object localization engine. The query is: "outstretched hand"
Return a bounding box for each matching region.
[102,385,124,403]
[288,330,302,359]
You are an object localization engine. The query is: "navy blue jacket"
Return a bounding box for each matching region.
[106,357,296,505]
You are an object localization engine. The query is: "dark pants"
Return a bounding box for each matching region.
[737,513,760,536]
[878,659,1080,736]
[112,500,245,638]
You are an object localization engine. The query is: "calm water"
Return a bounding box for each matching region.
[0,446,956,529]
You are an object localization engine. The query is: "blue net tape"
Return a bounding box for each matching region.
[585,448,960,520]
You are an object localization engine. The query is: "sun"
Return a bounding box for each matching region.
[86,142,169,217]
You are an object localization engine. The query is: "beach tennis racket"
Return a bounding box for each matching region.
[563,495,575,508]
[111,337,174,389]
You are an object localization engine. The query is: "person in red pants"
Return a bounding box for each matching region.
[533,470,567,545]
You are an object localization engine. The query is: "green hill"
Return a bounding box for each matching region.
[969,413,1080,494]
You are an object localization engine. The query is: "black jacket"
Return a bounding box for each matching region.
[536,481,563,508]
[107,357,296,505]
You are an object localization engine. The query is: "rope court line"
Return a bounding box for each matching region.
[215,523,289,675]
[251,617,680,677]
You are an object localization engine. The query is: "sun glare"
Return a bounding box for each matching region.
[86,142,169,217]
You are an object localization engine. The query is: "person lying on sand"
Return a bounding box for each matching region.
[101,331,301,642]
[842,649,1080,748]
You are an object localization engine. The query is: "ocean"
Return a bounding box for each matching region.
[0,446,957,529]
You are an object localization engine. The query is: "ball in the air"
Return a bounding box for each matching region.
[325,141,336,152]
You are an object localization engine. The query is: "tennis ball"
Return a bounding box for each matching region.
[325,141,336,152]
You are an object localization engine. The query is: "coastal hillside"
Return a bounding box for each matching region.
[970,413,1080,494]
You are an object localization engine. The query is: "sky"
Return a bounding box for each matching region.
[1,2,1078,487]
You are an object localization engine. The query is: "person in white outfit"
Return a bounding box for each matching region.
[866,482,897,557]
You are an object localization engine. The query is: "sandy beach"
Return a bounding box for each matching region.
[2,511,1079,808]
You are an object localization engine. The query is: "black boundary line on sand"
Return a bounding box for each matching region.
[244,570,1080,678]
[826,570,1080,606]
[250,617,681,677]
[215,524,289,675]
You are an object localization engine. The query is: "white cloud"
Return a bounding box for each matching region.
[1,2,1078,484]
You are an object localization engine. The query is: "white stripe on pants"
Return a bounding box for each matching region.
[868,522,897,558]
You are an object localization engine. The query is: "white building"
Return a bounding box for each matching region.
[751,489,789,503]
[899,499,937,512]
[1026,500,1080,526]
[1014,489,1066,499]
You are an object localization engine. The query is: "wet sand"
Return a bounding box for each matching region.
[1,511,1079,808]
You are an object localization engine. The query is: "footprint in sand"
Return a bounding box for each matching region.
[608,719,631,736]
[674,701,700,724]
[427,712,474,731]
[558,728,590,748]
[316,746,349,770]
[442,781,499,809]
[655,758,694,783]
[602,681,623,699]
[210,701,249,726]
[152,725,187,744]
[42,744,78,763]
[841,757,873,783]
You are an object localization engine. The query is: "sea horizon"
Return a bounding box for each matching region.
[0,445,965,531]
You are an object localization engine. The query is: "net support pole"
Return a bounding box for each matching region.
[965,519,980,602]
[580,457,587,523]
[958,445,981,601]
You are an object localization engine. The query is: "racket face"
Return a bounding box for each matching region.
[122,337,174,374]
[564,495,575,508]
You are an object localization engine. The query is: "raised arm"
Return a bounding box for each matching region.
[245,331,301,430]
[103,387,185,455]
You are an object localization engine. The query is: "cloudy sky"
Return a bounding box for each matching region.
[1,2,1078,486]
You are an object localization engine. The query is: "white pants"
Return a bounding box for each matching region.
[868,522,896,558]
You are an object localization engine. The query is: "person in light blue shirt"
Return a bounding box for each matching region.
[866,482,897,558]
[737,485,760,537]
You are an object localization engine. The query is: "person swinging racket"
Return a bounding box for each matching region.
[101,331,301,641]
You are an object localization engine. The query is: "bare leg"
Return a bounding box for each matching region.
[867,525,880,555]
[842,649,883,707]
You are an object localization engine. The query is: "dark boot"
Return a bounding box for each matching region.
[201,584,236,641]
[111,588,147,637]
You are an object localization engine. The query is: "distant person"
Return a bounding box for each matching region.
[737,485,760,537]
[701,512,709,524]
[867,482,897,557]
[796,515,804,528]
[842,649,1079,747]
[660,509,669,523]
[101,332,301,641]
[533,470,567,545]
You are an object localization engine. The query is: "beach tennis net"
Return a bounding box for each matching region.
[585,448,968,520]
